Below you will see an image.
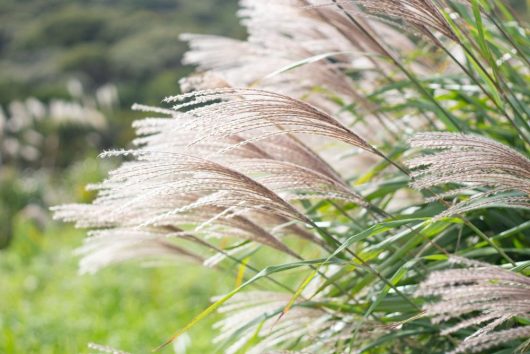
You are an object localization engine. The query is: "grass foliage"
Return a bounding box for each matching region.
[43,0,530,353]
[0,220,230,354]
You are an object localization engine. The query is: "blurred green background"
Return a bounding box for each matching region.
[0,0,242,107]
[0,1,240,353]
[0,0,527,353]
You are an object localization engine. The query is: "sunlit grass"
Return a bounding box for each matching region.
[0,218,232,354]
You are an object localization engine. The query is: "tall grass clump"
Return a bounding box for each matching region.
[54,0,530,353]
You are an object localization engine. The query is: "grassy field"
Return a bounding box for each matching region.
[0,219,232,353]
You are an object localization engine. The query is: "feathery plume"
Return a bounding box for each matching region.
[56,86,388,269]
[164,88,378,154]
[214,290,378,354]
[416,256,530,353]
[53,153,305,258]
[180,32,363,116]
[408,132,530,217]
[75,229,204,274]
[352,0,458,41]
[180,0,418,142]
[132,115,365,205]
[54,84,385,269]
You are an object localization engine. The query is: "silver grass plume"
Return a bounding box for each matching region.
[214,290,379,354]
[416,256,530,354]
[163,88,378,154]
[132,111,342,248]
[214,291,327,354]
[180,32,360,109]
[238,0,414,63]
[131,103,345,184]
[134,97,380,184]
[53,152,306,259]
[162,87,389,193]
[76,229,204,274]
[181,0,412,85]
[407,132,530,218]
[180,0,418,143]
[352,0,458,41]
[134,93,371,212]
[179,32,371,133]
[54,87,385,270]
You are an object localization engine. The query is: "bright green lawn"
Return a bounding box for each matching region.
[0,218,232,354]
